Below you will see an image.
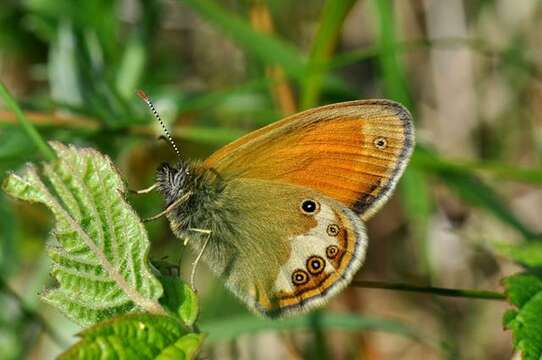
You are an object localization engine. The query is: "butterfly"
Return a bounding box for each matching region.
[137,91,415,318]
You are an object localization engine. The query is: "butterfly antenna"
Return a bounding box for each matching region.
[137,90,182,160]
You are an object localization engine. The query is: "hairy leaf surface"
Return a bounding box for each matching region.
[159,276,199,327]
[59,313,204,360]
[2,142,164,325]
[503,274,542,359]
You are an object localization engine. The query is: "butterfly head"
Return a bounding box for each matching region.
[155,160,224,238]
[156,161,194,205]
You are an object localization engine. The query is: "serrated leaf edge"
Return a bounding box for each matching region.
[3,143,166,316]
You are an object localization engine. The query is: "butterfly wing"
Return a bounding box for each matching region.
[201,178,367,317]
[204,100,414,220]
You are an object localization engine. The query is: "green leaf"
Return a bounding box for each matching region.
[201,312,423,344]
[503,274,542,360]
[155,333,205,360]
[504,274,542,308]
[2,142,165,326]
[59,313,204,360]
[159,276,199,327]
[496,243,542,268]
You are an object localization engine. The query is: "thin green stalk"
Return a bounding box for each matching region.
[372,0,432,276]
[401,168,432,276]
[412,150,542,186]
[352,280,506,301]
[372,0,411,107]
[179,0,305,77]
[301,0,357,109]
[0,83,55,160]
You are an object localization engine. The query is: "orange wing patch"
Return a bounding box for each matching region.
[204,100,414,220]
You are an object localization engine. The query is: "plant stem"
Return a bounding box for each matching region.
[0,82,55,160]
[351,280,506,301]
[249,1,297,115]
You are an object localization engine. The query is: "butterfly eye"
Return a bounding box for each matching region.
[326,245,339,259]
[373,137,387,150]
[326,224,340,236]
[292,269,309,286]
[306,256,325,275]
[300,199,320,215]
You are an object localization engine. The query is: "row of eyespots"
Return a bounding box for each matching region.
[292,255,326,286]
[293,199,320,286]
[294,199,343,286]
[291,246,342,286]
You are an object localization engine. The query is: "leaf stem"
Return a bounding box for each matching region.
[0,82,55,160]
[351,280,506,301]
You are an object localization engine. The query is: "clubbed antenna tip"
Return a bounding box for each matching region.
[137,89,182,160]
[136,89,150,102]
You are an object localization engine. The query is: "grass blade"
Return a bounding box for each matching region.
[0,83,55,160]
[180,0,305,78]
[301,0,357,109]
[412,150,542,186]
[413,147,538,240]
[372,0,433,275]
[401,168,432,275]
[372,0,411,107]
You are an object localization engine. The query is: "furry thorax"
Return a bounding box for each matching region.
[155,161,235,249]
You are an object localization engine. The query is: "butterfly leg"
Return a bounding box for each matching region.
[188,228,212,235]
[130,183,158,195]
[143,191,192,222]
[184,228,211,247]
[188,229,212,290]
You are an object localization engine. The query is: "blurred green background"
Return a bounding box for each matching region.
[1,0,542,359]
